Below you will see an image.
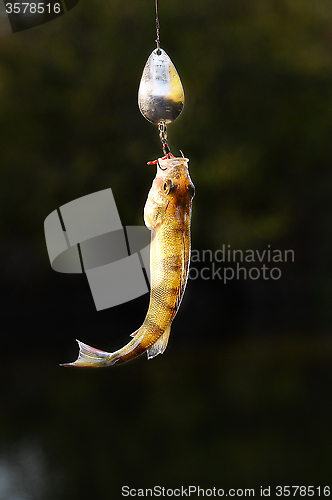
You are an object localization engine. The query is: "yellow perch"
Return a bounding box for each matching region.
[62,156,194,367]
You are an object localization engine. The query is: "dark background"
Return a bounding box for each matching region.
[0,0,332,497]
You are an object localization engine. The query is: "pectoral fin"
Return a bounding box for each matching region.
[146,324,171,360]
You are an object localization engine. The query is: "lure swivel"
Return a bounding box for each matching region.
[158,120,172,157]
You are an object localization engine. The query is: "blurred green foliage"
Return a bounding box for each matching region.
[0,0,332,251]
[0,0,331,326]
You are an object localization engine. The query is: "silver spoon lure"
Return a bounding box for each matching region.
[138,0,184,158]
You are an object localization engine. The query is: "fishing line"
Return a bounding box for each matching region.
[155,0,160,50]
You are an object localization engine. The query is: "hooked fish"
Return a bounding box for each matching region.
[62,156,194,367]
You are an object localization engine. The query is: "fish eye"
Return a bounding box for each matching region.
[163,180,173,195]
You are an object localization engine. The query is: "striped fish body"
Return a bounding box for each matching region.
[62,157,194,368]
[140,156,194,356]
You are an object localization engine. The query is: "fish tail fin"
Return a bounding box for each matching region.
[146,324,171,360]
[60,340,111,368]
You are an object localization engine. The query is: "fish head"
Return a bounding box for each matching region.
[144,157,194,232]
[155,157,195,206]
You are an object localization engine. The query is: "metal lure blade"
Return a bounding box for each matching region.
[138,48,184,125]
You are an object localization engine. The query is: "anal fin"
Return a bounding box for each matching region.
[130,328,140,338]
[146,324,171,360]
